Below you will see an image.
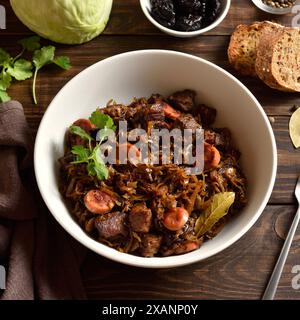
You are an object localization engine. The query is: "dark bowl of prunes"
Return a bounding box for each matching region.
[140,0,231,37]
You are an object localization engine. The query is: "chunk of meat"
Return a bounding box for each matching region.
[168,89,196,112]
[204,142,221,170]
[204,129,217,145]
[160,239,202,256]
[218,165,247,207]
[174,113,201,131]
[216,128,231,150]
[84,190,115,214]
[129,203,152,233]
[140,234,163,257]
[148,94,164,104]
[130,97,148,110]
[210,169,227,191]
[128,98,148,124]
[204,128,231,151]
[196,104,217,127]
[145,102,165,122]
[101,104,127,120]
[152,120,171,130]
[101,104,140,121]
[146,98,181,121]
[95,211,128,239]
[163,207,189,231]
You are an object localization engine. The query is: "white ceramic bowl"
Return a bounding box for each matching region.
[252,0,298,15]
[140,0,231,37]
[34,50,277,268]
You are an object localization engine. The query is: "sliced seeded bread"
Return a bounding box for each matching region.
[228,21,283,77]
[255,27,300,92]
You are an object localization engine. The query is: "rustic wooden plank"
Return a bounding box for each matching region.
[1,0,297,36]
[82,205,300,300]
[270,117,300,205]
[3,34,300,118]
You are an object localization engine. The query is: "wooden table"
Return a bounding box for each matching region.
[2,0,300,300]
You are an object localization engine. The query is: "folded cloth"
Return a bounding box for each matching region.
[0,101,87,300]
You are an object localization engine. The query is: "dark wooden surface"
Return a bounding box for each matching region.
[1,0,300,300]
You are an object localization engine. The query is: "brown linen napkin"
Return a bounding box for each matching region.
[0,101,87,300]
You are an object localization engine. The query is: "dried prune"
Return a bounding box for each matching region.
[175,14,203,32]
[149,0,222,32]
[175,0,202,14]
[150,0,176,28]
[203,0,221,26]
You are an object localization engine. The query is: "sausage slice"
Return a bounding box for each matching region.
[84,190,115,214]
[163,207,189,231]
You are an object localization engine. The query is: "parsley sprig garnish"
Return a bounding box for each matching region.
[70,111,116,181]
[0,36,71,104]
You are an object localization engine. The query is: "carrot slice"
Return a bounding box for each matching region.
[204,142,221,170]
[163,103,181,120]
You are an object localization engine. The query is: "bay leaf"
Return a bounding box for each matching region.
[289,108,300,148]
[195,192,235,237]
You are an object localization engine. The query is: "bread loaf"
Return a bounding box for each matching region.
[228,21,283,77]
[255,27,300,92]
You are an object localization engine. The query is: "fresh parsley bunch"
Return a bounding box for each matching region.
[0,36,71,104]
[70,112,117,181]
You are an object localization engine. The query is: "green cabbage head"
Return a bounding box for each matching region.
[10,0,113,44]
